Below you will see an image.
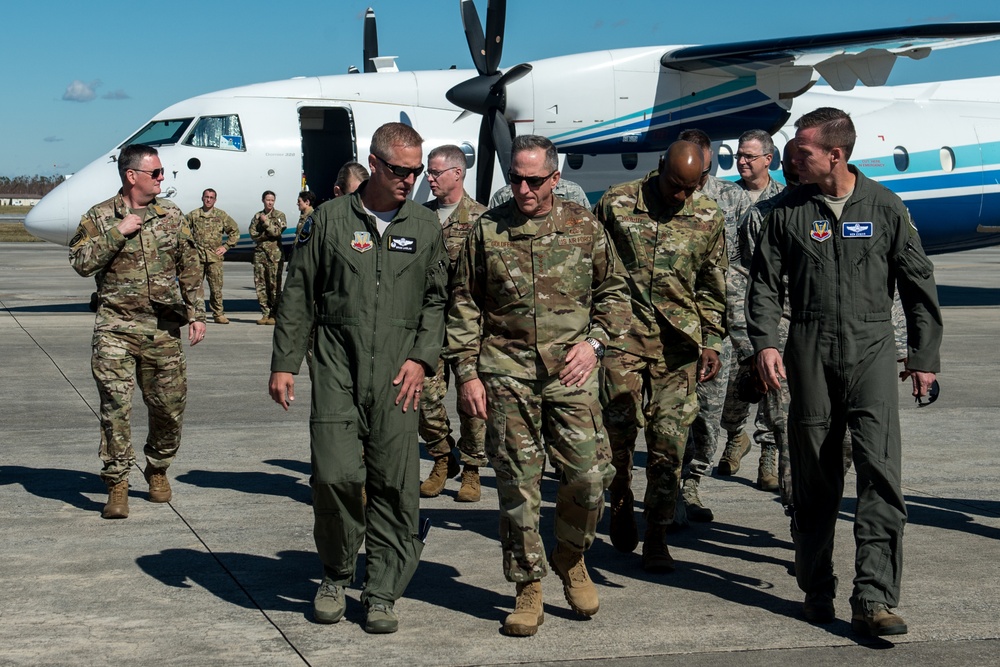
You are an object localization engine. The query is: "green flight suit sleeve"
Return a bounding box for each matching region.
[746,208,786,354]
[270,211,322,374]
[407,230,449,371]
[890,217,943,373]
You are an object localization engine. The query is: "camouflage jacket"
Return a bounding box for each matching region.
[701,174,752,268]
[294,206,314,245]
[69,191,205,335]
[249,208,286,262]
[447,198,632,382]
[489,179,592,209]
[185,206,239,263]
[595,170,728,358]
[424,190,487,271]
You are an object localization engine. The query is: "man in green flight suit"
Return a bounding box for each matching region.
[748,107,942,637]
[268,122,448,635]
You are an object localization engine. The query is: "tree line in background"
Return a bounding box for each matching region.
[0,175,66,196]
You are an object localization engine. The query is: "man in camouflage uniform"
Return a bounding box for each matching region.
[186,188,239,324]
[715,130,786,490]
[675,129,752,523]
[69,143,206,520]
[418,144,488,502]
[595,141,727,572]
[490,177,592,209]
[250,190,286,325]
[448,135,631,637]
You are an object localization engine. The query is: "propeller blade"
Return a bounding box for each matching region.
[363,7,379,74]
[476,115,496,204]
[484,0,507,74]
[460,0,488,75]
[494,62,532,91]
[490,108,515,179]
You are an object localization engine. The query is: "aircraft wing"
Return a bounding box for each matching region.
[662,23,1000,91]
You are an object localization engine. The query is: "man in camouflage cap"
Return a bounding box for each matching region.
[675,129,752,524]
[249,190,286,325]
[448,135,631,637]
[595,141,727,572]
[69,143,206,520]
[418,144,488,502]
[186,188,239,324]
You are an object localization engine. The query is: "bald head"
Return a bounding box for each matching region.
[658,141,704,204]
[781,140,801,186]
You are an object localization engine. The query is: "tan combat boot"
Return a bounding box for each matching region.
[503,581,543,637]
[717,431,752,475]
[851,600,908,636]
[550,543,599,616]
[214,315,230,324]
[757,445,779,492]
[681,477,714,522]
[102,480,129,519]
[455,464,481,502]
[144,465,172,503]
[641,524,676,573]
[419,453,459,498]
[256,315,269,325]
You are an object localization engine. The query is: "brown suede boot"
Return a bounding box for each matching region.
[419,453,459,497]
[641,524,675,573]
[717,431,752,475]
[102,480,129,519]
[503,581,544,637]
[757,445,779,492]
[144,466,172,503]
[550,543,599,616]
[455,464,481,502]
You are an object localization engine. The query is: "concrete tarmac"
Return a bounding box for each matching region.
[1,243,997,667]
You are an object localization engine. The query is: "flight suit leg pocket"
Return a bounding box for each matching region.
[310,417,365,485]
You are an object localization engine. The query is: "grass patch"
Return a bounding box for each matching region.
[0,223,45,242]
[0,205,33,214]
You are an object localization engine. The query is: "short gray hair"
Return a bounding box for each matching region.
[738,129,775,157]
[511,135,558,172]
[428,144,467,176]
[370,122,423,159]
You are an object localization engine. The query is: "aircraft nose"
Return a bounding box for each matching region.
[24,188,70,245]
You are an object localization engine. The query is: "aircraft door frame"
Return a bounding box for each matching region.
[299,105,357,203]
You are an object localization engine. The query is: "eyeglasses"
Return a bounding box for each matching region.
[130,167,166,178]
[508,170,557,188]
[427,166,461,179]
[735,153,766,164]
[702,161,713,175]
[375,154,424,179]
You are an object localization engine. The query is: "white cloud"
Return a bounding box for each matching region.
[62,79,101,102]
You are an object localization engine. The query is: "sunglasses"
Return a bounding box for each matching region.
[507,169,556,188]
[131,167,166,179]
[375,154,424,179]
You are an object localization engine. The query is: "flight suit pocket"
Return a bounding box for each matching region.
[895,241,934,281]
[309,418,365,484]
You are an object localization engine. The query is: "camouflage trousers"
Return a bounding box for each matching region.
[91,329,187,485]
[684,337,752,478]
[482,372,613,583]
[201,260,226,319]
[419,358,488,466]
[253,251,283,318]
[601,345,699,526]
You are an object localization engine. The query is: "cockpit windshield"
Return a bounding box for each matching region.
[121,118,194,147]
[185,115,245,151]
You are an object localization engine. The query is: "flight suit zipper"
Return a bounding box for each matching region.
[368,216,383,409]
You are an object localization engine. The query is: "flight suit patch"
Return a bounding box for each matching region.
[810,220,832,242]
[351,231,373,253]
[388,235,416,253]
[842,221,873,238]
[297,216,313,246]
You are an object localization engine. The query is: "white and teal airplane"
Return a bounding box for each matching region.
[24,1,1000,256]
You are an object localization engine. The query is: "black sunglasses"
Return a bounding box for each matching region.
[131,167,166,179]
[375,154,424,179]
[507,169,556,188]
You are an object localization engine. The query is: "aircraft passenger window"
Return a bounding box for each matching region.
[893,146,909,172]
[940,146,956,172]
[185,115,246,151]
[122,118,193,147]
[718,144,734,171]
[566,154,584,170]
[621,153,638,170]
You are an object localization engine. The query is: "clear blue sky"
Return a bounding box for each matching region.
[4,0,1000,177]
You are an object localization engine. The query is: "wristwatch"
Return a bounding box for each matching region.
[585,337,605,360]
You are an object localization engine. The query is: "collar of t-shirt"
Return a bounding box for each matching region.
[820,189,854,221]
[363,205,399,236]
[436,202,460,226]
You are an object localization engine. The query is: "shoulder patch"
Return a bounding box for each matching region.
[297,216,313,246]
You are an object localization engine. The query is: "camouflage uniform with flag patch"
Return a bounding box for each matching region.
[595,169,727,531]
[447,198,631,582]
[69,191,205,485]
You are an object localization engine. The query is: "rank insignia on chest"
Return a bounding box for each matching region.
[351,231,373,253]
[809,220,832,242]
[842,221,873,238]
[388,235,416,253]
